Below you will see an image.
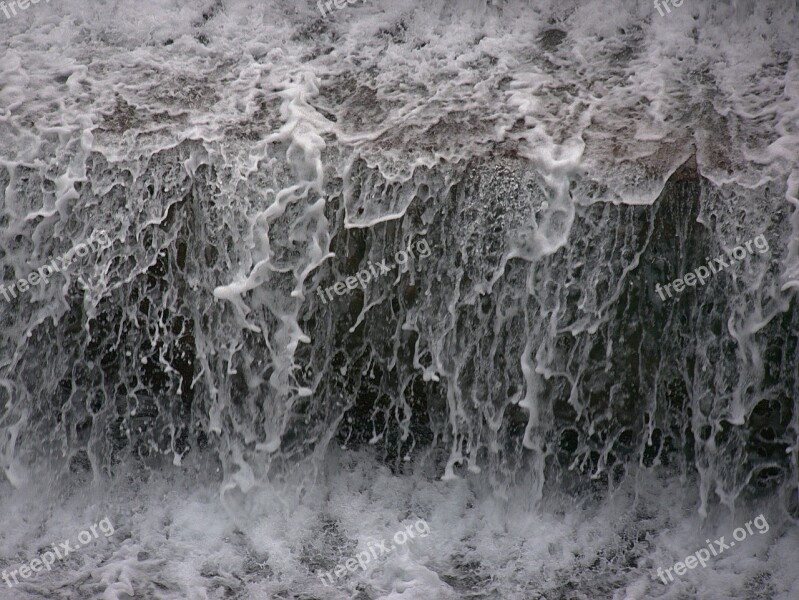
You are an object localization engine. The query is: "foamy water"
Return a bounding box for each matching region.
[1,0,798,598]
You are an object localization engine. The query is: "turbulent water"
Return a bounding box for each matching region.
[1,0,798,598]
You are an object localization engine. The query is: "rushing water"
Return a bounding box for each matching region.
[1,0,798,598]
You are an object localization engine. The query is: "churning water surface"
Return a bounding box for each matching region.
[1,0,798,598]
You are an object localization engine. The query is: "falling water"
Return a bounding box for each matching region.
[1,0,798,598]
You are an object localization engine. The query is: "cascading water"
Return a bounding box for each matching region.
[1,0,798,598]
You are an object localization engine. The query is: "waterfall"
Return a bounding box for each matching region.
[1,0,797,598]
